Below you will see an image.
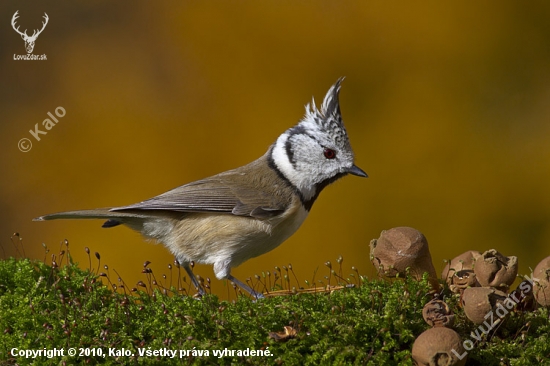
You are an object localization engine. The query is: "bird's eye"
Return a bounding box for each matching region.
[323,148,336,159]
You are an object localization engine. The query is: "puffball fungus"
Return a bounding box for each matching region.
[442,251,481,293]
[461,287,507,324]
[533,256,550,307]
[474,249,518,291]
[412,327,466,366]
[370,227,439,290]
[422,299,454,327]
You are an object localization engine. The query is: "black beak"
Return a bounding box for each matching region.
[348,164,368,178]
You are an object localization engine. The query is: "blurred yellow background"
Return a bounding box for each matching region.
[2,2,550,297]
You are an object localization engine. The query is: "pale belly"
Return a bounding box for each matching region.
[159,201,309,279]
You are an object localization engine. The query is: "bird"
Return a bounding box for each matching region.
[34,78,367,298]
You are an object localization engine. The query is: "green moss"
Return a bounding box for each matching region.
[0,257,549,365]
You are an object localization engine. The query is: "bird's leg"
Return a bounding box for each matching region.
[227,274,265,299]
[182,262,206,296]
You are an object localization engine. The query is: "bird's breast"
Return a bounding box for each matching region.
[267,198,309,245]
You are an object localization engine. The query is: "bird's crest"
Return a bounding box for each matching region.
[303,77,348,145]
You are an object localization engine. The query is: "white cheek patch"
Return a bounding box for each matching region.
[272,134,299,184]
[271,134,317,202]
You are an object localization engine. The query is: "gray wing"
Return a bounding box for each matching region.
[111,176,286,220]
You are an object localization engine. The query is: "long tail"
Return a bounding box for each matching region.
[33,208,153,228]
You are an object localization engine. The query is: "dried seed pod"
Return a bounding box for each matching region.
[533,256,550,282]
[370,227,439,290]
[449,270,479,294]
[412,327,466,366]
[533,279,550,307]
[442,251,481,287]
[473,249,518,291]
[422,299,455,327]
[461,287,507,324]
[532,256,550,307]
[510,280,536,311]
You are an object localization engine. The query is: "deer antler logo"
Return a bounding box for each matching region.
[12,11,49,54]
